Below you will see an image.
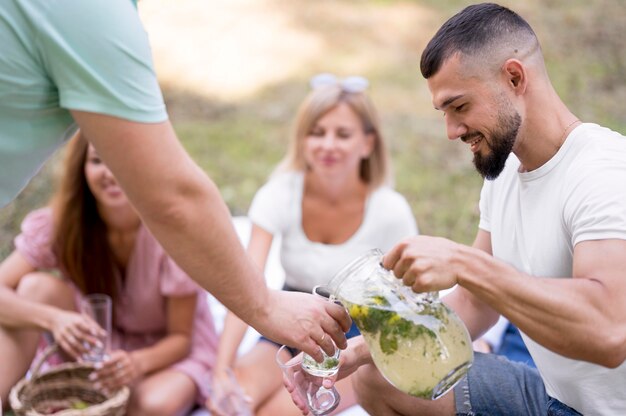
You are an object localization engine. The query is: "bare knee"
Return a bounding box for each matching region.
[16,272,74,308]
[129,388,185,416]
[128,371,196,416]
[353,365,455,416]
[353,364,399,414]
[232,344,283,407]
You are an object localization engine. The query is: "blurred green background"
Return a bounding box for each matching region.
[1,0,624,257]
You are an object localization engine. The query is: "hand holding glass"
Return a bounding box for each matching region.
[208,368,252,416]
[303,286,342,378]
[80,294,111,362]
[277,346,340,415]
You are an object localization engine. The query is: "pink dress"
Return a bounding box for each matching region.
[15,208,218,403]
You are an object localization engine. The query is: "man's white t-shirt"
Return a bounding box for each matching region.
[479,123,626,415]
[249,171,418,291]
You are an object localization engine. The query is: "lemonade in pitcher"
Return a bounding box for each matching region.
[325,249,473,399]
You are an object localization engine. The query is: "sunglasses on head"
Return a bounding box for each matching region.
[309,73,369,93]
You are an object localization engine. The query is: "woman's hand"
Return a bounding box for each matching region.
[90,350,142,392]
[49,309,106,360]
[284,336,372,415]
[206,367,252,416]
[206,367,233,416]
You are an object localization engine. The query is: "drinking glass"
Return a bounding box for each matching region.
[276,345,340,415]
[80,293,111,362]
[301,286,341,378]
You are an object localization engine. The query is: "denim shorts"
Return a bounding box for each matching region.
[454,352,582,416]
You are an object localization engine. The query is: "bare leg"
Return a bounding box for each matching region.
[127,369,197,416]
[352,364,456,416]
[232,342,284,412]
[0,273,75,407]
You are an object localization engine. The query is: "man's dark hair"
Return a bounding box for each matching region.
[420,3,537,79]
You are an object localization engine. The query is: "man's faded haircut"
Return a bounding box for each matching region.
[420,3,538,79]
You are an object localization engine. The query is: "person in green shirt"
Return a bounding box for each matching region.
[0,2,350,408]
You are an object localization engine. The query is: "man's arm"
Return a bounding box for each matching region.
[213,225,274,376]
[441,229,500,341]
[385,231,626,367]
[460,237,626,368]
[71,111,350,359]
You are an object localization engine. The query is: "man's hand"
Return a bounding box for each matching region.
[252,290,352,361]
[383,236,463,293]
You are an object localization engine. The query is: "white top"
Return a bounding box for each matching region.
[249,171,418,291]
[479,123,626,415]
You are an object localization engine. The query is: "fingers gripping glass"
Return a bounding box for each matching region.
[303,286,341,378]
[276,345,340,415]
[309,73,369,93]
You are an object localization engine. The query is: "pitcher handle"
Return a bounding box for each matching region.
[312,285,339,304]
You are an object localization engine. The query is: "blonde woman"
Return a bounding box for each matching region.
[209,74,418,415]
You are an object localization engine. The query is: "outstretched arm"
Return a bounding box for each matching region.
[71,112,351,359]
[213,224,274,378]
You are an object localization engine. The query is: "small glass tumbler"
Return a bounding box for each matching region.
[276,346,340,416]
[80,293,111,362]
[301,285,341,377]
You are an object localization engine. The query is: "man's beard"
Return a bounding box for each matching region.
[469,105,521,180]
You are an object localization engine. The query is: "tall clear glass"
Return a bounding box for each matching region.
[80,293,112,362]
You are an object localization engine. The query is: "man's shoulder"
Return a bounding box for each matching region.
[567,123,626,172]
[571,123,626,154]
[579,123,625,140]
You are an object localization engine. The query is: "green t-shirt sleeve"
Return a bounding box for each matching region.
[35,0,167,123]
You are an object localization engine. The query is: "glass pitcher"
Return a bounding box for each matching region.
[324,248,473,400]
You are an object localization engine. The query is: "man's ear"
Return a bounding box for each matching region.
[502,59,527,95]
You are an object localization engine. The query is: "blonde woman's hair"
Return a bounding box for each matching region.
[273,85,391,189]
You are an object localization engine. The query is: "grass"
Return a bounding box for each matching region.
[1,0,625,258]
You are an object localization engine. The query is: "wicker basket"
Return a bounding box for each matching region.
[9,344,129,416]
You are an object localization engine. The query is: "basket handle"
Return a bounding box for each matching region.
[29,343,63,379]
